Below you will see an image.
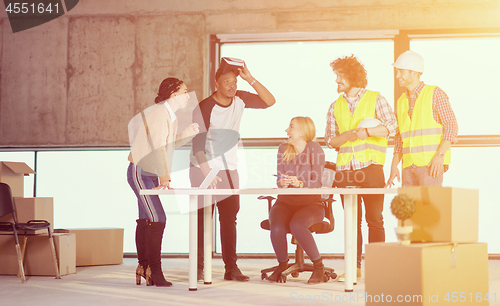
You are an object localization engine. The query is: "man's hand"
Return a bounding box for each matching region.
[237,62,253,83]
[428,155,445,178]
[341,129,359,143]
[356,128,369,141]
[209,175,222,189]
[385,166,401,188]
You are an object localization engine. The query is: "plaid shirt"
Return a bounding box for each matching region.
[393,82,458,170]
[325,89,398,171]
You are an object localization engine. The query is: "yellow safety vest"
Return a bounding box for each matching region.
[335,90,388,167]
[397,85,451,169]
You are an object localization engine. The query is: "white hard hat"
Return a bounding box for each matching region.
[358,117,382,128]
[392,50,424,73]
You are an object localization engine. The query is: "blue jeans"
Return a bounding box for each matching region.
[269,201,325,262]
[127,162,166,223]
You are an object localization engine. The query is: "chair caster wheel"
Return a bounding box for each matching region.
[261,273,268,280]
[325,271,336,282]
[278,274,287,283]
[291,272,299,278]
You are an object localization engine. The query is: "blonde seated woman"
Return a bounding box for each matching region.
[267,116,326,284]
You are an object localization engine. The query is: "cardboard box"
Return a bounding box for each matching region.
[0,234,20,275]
[398,187,479,242]
[0,161,36,197]
[0,197,54,234]
[55,233,77,276]
[55,228,123,266]
[0,233,76,276]
[365,242,489,306]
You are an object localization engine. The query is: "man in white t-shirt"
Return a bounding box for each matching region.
[190,61,275,281]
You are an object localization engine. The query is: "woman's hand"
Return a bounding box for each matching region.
[281,175,302,188]
[183,123,199,138]
[191,123,200,134]
[153,180,170,190]
[280,176,291,188]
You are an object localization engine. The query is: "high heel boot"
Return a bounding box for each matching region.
[307,258,326,284]
[267,260,289,283]
[135,219,149,285]
[146,222,172,287]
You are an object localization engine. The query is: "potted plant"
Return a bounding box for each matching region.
[390,194,416,245]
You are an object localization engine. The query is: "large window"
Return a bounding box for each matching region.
[221,40,394,139]
[410,37,500,135]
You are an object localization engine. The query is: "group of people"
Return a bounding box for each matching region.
[127,50,458,287]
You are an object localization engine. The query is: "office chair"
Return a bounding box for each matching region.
[259,161,337,283]
[0,182,61,283]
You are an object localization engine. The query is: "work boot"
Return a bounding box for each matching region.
[146,222,172,287]
[224,267,249,282]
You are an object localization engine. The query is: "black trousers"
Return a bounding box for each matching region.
[189,165,240,271]
[335,164,386,268]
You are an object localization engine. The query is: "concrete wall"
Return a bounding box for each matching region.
[1,0,499,146]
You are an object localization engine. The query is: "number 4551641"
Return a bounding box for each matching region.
[5,2,60,14]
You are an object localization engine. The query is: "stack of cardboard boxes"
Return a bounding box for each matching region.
[365,187,490,306]
[0,161,124,278]
[0,161,76,276]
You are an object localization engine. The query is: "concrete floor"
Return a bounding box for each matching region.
[1,257,500,306]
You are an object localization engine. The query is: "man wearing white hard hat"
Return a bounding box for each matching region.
[386,50,458,187]
[325,55,397,280]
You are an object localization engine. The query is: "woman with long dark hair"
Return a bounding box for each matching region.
[127,77,199,287]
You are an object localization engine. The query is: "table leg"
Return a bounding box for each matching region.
[189,195,198,291]
[352,194,358,286]
[344,194,355,292]
[204,195,212,285]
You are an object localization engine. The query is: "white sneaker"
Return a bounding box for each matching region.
[337,268,362,282]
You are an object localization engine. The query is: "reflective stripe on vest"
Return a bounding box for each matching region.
[335,90,388,167]
[397,85,451,168]
[402,144,440,154]
[400,127,444,139]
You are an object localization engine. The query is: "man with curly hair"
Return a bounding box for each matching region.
[325,54,397,281]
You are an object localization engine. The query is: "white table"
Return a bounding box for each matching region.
[141,187,398,291]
